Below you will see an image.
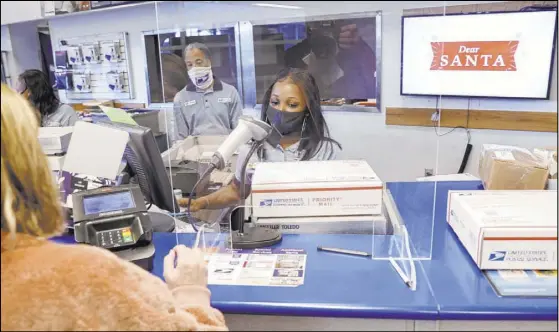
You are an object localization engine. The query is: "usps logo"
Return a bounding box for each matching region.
[488,251,506,261]
[259,200,273,207]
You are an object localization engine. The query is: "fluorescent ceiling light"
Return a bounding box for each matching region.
[253,3,302,9]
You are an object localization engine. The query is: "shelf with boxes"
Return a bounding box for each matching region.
[54,32,134,101]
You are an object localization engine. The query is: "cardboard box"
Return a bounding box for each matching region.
[447,190,557,270]
[38,127,74,155]
[479,144,548,190]
[534,147,557,190]
[251,160,383,218]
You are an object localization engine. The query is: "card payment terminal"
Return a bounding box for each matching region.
[72,185,155,271]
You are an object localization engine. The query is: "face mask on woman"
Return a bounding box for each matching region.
[265,106,307,146]
[188,67,213,90]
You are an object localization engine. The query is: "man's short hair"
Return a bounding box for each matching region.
[184,42,211,60]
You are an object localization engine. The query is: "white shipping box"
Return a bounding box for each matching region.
[447,190,557,270]
[252,160,383,218]
[38,127,74,155]
[255,215,389,235]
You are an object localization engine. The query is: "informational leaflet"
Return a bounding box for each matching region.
[206,248,307,287]
[485,270,557,297]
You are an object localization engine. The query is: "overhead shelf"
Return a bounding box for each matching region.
[45,1,156,21]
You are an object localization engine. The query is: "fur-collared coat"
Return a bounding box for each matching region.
[1,232,227,331]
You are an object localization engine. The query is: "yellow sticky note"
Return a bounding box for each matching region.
[99,105,137,126]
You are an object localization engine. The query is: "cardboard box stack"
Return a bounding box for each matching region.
[534,147,558,190]
[479,144,549,190]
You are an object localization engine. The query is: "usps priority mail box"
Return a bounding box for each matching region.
[252,160,383,218]
[447,190,557,270]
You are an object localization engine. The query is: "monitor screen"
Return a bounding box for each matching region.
[94,120,180,213]
[83,191,135,215]
[401,10,557,99]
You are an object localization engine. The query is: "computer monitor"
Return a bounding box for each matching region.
[95,121,180,213]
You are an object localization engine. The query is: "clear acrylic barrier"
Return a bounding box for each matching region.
[202,202,383,245]
[151,1,451,289]
[192,221,228,252]
[150,0,245,240]
[41,0,556,294]
[182,197,416,287]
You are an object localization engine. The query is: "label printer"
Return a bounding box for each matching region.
[38,127,74,172]
[72,184,155,270]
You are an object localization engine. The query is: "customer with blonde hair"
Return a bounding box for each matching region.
[0,84,228,331]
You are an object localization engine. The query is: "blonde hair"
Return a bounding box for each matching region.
[1,84,64,242]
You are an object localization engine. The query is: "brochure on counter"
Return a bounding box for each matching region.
[485,270,557,297]
[205,248,307,287]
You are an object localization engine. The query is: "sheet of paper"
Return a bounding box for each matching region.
[485,270,557,297]
[99,105,137,125]
[206,248,307,287]
[63,121,129,179]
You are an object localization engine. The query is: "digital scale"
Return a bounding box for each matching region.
[72,185,155,270]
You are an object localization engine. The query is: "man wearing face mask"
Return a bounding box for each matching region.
[173,42,242,141]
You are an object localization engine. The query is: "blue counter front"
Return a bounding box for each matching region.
[152,232,439,320]
[51,181,558,328]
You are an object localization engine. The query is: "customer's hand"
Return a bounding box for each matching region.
[163,245,208,289]
[178,198,206,212]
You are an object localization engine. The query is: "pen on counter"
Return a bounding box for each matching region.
[317,246,372,257]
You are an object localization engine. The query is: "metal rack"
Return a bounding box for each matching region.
[56,31,134,101]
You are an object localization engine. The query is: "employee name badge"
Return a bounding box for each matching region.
[246,162,257,179]
[247,162,257,171]
[218,97,232,103]
[184,100,196,107]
